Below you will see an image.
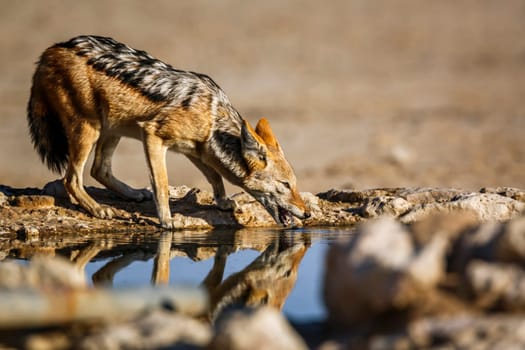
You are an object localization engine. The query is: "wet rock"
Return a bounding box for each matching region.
[317,188,394,204]
[406,315,525,349]
[396,187,464,205]
[1,184,524,232]
[323,217,451,326]
[449,215,525,272]
[25,332,71,350]
[358,196,412,218]
[73,222,91,230]
[230,192,275,227]
[406,233,449,288]
[466,260,525,311]
[80,310,212,350]
[168,185,194,200]
[481,187,525,202]
[171,188,284,228]
[345,218,414,270]
[209,307,307,350]
[408,211,479,247]
[448,222,501,273]
[17,225,40,242]
[323,212,525,348]
[169,212,214,229]
[12,195,55,209]
[493,216,525,263]
[317,187,524,226]
[0,255,86,291]
[322,218,409,325]
[0,191,7,207]
[400,193,525,223]
[363,315,522,349]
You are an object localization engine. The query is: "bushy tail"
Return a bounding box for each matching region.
[27,77,69,174]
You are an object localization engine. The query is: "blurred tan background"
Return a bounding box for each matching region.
[1,0,524,194]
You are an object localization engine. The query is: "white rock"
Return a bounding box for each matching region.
[209,307,307,350]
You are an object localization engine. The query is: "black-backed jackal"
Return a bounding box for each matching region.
[27,35,310,229]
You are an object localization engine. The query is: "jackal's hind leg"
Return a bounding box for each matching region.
[64,122,114,219]
[187,156,236,211]
[91,134,152,202]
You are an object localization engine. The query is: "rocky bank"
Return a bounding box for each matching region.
[0,181,524,234]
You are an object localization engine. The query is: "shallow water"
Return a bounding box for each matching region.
[10,227,355,323]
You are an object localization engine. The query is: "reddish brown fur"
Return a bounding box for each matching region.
[28,36,310,228]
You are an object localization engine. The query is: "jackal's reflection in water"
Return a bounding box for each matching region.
[77,229,309,321]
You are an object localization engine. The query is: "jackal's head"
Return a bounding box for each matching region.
[240,118,310,226]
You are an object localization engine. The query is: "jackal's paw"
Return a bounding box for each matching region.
[128,188,153,202]
[159,218,182,230]
[91,205,115,219]
[215,197,237,211]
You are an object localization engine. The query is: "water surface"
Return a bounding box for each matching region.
[12,227,355,322]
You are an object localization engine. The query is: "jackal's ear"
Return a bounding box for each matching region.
[241,119,267,171]
[255,118,280,150]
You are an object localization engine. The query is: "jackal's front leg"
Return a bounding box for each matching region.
[187,156,236,211]
[143,133,174,229]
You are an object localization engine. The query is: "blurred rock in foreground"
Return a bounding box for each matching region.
[323,212,525,348]
[209,307,307,350]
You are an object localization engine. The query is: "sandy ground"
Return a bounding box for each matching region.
[1,0,524,195]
